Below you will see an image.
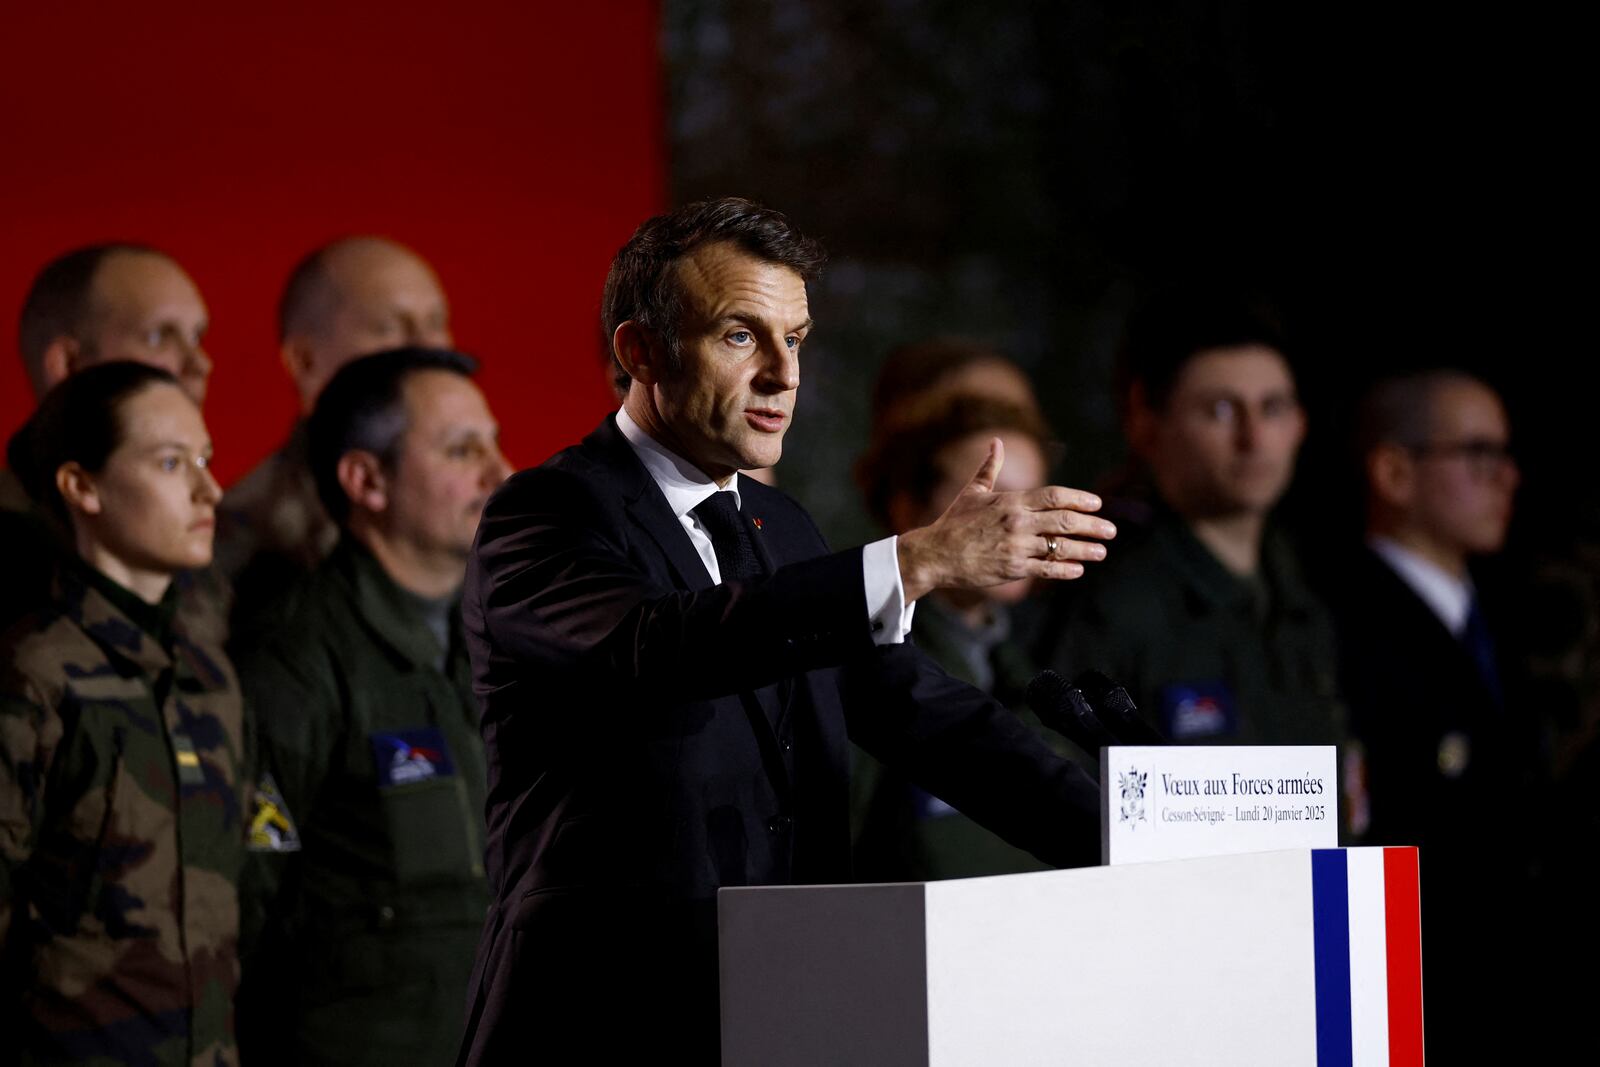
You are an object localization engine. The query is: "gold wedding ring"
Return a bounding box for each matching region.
[1045,536,1059,558]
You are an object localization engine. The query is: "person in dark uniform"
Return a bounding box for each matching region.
[1041,294,1343,747]
[235,348,510,1067]
[1332,369,1533,1060]
[852,393,1066,880]
[2,362,246,1066]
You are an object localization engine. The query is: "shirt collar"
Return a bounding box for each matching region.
[1369,535,1474,636]
[615,407,742,519]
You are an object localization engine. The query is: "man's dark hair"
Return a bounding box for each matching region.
[1116,290,1290,414]
[855,394,1054,532]
[17,242,160,394]
[7,361,180,524]
[600,197,826,393]
[308,346,479,524]
[1355,368,1491,459]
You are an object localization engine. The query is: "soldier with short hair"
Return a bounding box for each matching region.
[1,362,245,1066]
[1041,292,1342,747]
[216,236,453,626]
[236,347,508,1067]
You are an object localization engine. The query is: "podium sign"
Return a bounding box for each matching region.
[1101,745,1338,865]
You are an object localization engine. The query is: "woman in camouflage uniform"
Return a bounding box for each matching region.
[1,362,246,1067]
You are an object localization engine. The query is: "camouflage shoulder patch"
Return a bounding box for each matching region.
[247,771,301,852]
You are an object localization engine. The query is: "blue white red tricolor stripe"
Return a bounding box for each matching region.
[1311,847,1424,1065]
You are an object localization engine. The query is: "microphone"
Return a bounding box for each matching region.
[1072,669,1166,746]
[1026,669,1120,754]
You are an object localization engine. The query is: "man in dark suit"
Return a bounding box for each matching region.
[1335,369,1531,1060]
[455,198,1117,1064]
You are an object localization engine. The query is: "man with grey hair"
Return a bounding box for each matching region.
[217,236,453,622]
[1334,368,1530,1060]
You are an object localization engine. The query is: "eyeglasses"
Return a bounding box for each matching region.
[1409,438,1517,478]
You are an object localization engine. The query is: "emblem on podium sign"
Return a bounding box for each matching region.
[1118,768,1148,828]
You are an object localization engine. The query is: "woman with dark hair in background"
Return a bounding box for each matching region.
[0,362,247,1067]
[851,392,1069,880]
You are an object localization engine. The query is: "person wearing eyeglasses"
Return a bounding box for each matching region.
[1336,368,1533,1060]
[0,362,246,1067]
[1040,291,1343,749]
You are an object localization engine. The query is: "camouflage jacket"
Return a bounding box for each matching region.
[0,562,248,1067]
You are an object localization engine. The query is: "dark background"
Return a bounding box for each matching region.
[664,0,1587,572]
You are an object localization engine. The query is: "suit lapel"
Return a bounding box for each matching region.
[587,416,715,592]
[586,418,793,796]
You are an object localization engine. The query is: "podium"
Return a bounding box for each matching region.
[718,847,1423,1066]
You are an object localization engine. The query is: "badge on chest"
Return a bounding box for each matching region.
[1158,681,1240,740]
[370,727,457,786]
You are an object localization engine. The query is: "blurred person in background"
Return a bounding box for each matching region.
[235,348,508,1067]
[15,243,213,406]
[1040,292,1342,747]
[852,393,1068,880]
[217,236,453,624]
[5,244,223,636]
[1334,368,1538,1060]
[1,363,245,1066]
[868,336,1044,432]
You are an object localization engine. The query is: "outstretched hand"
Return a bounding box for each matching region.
[894,437,1116,604]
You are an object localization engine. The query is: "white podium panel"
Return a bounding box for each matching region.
[719,848,1423,1067]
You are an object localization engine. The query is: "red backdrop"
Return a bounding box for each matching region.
[0,2,662,485]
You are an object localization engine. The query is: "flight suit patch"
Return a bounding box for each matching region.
[370,727,456,787]
[1159,682,1239,740]
[247,771,302,852]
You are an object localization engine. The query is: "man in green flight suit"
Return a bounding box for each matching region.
[1041,293,1343,747]
[235,347,510,1066]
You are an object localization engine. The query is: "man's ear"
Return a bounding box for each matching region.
[56,461,102,517]
[336,450,389,516]
[1367,443,1415,509]
[613,321,664,386]
[39,336,81,394]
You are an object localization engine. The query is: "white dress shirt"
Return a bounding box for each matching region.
[616,408,914,645]
[1369,536,1474,637]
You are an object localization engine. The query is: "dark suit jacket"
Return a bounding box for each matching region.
[1334,549,1519,855]
[454,416,1099,1064]
[1332,548,1539,1062]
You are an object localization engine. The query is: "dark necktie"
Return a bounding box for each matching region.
[692,492,763,583]
[1462,597,1504,710]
